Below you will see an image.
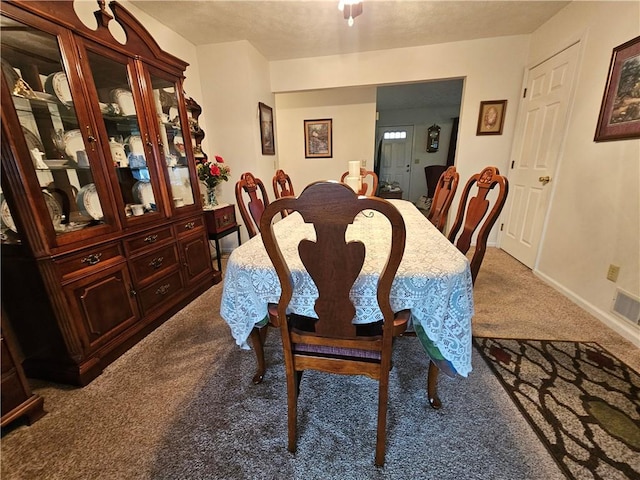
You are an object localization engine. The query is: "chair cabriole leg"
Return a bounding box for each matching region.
[249,326,268,384]
[427,360,442,409]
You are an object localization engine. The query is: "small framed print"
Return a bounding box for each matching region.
[476,100,507,135]
[258,102,275,155]
[594,35,640,142]
[304,118,332,158]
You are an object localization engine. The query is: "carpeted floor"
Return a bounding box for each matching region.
[474,338,640,480]
[1,248,638,479]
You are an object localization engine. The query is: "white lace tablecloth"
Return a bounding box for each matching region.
[220,200,474,376]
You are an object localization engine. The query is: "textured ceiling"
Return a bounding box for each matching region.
[129,0,571,61]
[127,1,569,110]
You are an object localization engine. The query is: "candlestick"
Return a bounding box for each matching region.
[345,176,361,193]
[348,160,361,177]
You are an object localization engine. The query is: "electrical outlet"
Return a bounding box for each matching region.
[607,264,620,282]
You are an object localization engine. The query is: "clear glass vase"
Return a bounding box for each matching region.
[207,186,218,207]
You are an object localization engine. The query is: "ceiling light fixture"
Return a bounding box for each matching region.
[338,0,363,27]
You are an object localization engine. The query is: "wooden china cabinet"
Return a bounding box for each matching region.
[0,0,219,386]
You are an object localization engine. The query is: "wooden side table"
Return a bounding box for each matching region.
[203,204,242,272]
[379,189,403,199]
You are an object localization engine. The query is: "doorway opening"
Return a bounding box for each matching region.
[375,79,463,203]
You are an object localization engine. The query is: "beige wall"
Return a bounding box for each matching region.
[270,36,531,232]
[275,87,377,193]
[525,1,640,343]
[195,40,275,216]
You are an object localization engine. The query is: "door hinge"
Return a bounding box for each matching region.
[523,88,527,98]
[500,223,504,231]
[511,160,515,169]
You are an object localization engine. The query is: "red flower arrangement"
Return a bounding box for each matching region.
[197,155,231,189]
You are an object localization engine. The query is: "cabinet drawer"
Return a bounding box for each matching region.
[125,227,174,254]
[129,244,179,285]
[137,270,183,314]
[174,216,205,237]
[204,205,236,234]
[56,243,124,279]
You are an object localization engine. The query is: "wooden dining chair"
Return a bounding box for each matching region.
[426,166,459,232]
[234,172,270,238]
[259,181,410,467]
[340,168,379,196]
[272,169,295,217]
[447,166,509,284]
[422,167,508,413]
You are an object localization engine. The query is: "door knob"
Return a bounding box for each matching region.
[538,176,551,185]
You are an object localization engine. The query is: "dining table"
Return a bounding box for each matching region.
[220,199,475,391]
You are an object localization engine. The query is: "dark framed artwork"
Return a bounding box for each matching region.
[594,35,640,142]
[304,118,332,158]
[476,100,507,135]
[258,102,275,155]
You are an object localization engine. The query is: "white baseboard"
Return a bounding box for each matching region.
[534,270,640,348]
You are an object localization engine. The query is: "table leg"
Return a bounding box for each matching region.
[214,238,222,272]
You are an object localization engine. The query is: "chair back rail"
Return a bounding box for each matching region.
[235,172,270,238]
[427,166,459,232]
[272,169,295,217]
[447,166,508,283]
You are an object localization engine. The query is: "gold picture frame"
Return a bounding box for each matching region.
[258,102,275,155]
[304,118,332,158]
[594,35,640,142]
[476,100,507,135]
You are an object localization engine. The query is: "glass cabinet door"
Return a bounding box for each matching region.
[1,15,109,237]
[147,72,196,209]
[0,188,21,245]
[84,47,160,220]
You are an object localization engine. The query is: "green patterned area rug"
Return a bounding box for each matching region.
[473,338,640,480]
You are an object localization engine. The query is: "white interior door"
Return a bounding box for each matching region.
[501,43,580,267]
[377,126,413,196]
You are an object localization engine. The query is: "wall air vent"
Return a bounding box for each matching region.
[612,288,640,326]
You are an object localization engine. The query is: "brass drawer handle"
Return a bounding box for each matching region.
[144,234,158,243]
[81,253,102,266]
[149,256,164,269]
[184,222,195,230]
[155,283,171,296]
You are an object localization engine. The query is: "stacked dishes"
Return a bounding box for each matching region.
[44,71,73,105]
[76,183,103,220]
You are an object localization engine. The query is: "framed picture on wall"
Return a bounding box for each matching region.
[594,35,640,142]
[476,100,507,135]
[258,102,275,155]
[304,118,332,158]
